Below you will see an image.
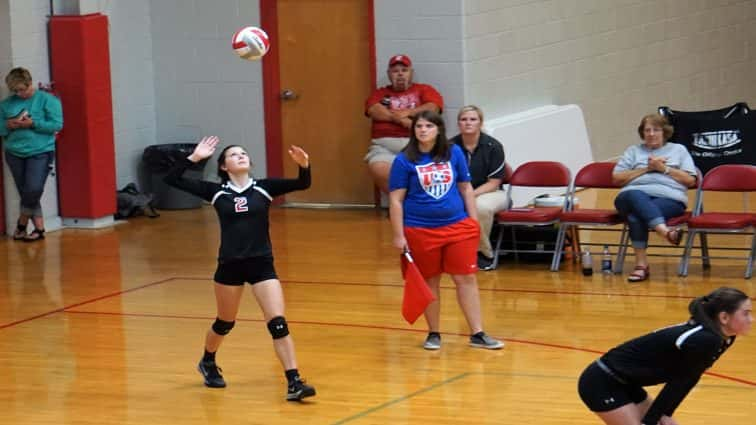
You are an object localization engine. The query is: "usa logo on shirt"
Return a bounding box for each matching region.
[416,162,453,199]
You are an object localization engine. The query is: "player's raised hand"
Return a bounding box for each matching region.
[190,136,219,162]
[288,145,310,168]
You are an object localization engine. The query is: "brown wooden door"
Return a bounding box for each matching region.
[277,0,373,205]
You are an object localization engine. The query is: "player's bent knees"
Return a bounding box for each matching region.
[267,316,290,339]
[211,317,235,336]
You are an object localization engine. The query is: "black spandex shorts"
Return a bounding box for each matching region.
[578,360,648,412]
[214,256,278,286]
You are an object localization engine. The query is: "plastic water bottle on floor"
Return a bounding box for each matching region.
[581,249,593,276]
[601,245,612,274]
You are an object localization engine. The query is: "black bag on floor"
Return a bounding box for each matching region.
[115,183,159,219]
[492,225,568,262]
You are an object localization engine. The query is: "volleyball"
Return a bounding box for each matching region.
[231,26,270,61]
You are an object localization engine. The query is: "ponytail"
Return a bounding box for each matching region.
[688,287,749,338]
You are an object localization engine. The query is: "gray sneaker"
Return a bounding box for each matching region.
[423,332,441,350]
[469,332,504,350]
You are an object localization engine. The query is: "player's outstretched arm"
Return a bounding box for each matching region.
[188,136,219,162]
[259,146,311,197]
[164,135,219,200]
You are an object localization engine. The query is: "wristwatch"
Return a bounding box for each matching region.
[663,166,671,175]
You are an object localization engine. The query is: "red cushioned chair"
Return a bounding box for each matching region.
[550,162,625,271]
[491,161,571,269]
[678,164,756,279]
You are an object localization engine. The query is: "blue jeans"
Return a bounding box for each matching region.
[4,150,54,217]
[614,190,685,248]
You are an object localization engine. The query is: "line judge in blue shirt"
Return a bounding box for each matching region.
[388,110,504,351]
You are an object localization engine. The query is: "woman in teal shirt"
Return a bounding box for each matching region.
[0,67,63,241]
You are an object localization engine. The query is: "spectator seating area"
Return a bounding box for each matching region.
[490,162,756,279]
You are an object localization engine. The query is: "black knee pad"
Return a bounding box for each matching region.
[267,316,289,339]
[211,318,235,336]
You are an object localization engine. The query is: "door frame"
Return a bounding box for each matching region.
[259,0,376,181]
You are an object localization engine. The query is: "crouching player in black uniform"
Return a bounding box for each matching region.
[165,136,316,401]
[578,287,752,425]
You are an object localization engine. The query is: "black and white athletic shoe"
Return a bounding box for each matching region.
[198,360,226,388]
[286,377,316,401]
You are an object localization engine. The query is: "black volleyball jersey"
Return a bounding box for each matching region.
[600,321,734,425]
[165,157,311,262]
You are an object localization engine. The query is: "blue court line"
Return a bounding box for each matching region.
[331,372,472,425]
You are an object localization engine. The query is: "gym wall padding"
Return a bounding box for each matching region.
[48,13,116,218]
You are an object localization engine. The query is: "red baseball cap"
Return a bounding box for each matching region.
[388,54,412,67]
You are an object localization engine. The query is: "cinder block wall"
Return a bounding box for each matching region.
[2,0,61,233]
[462,0,756,159]
[150,0,266,177]
[374,0,465,125]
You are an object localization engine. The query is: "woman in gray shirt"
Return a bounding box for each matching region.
[613,114,696,282]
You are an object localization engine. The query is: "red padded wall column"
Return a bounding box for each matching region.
[48,13,116,218]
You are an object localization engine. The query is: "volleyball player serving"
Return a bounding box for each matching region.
[165,136,316,401]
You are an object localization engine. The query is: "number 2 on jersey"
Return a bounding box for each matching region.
[233,197,249,213]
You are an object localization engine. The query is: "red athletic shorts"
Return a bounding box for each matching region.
[404,217,479,278]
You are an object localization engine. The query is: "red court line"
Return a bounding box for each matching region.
[171,276,750,301]
[284,280,755,301]
[5,276,755,387]
[0,277,177,330]
[4,275,751,330]
[63,309,756,387]
[704,371,756,387]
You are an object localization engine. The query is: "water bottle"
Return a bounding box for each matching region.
[601,245,612,274]
[581,249,593,276]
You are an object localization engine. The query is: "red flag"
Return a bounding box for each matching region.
[401,251,436,324]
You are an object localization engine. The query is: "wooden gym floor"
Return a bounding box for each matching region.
[1,189,753,424]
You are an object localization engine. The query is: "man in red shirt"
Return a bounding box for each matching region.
[364,54,444,193]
